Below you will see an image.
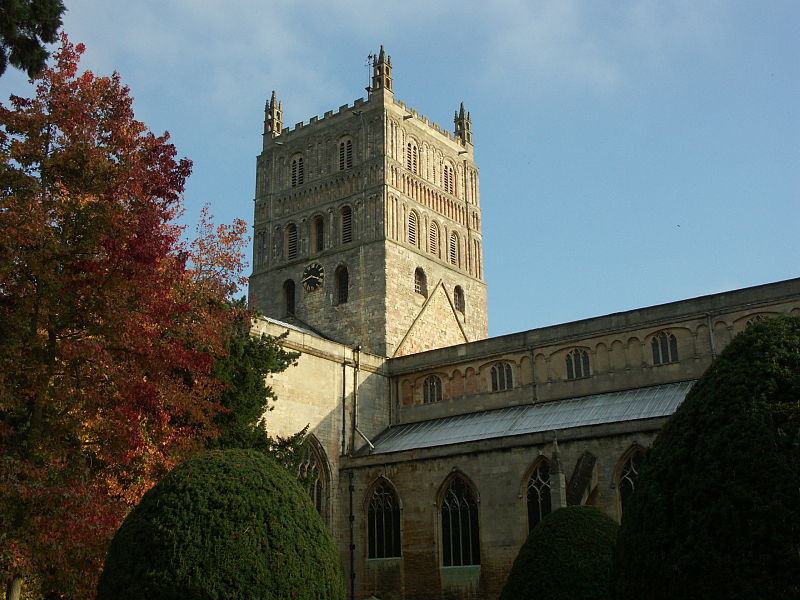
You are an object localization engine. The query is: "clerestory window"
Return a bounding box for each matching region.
[491,362,513,391]
[423,375,443,403]
[651,332,678,365]
[566,348,590,380]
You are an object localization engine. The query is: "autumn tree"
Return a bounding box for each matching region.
[0,0,65,77]
[0,36,250,599]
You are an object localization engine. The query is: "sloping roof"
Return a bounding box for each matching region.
[369,381,694,454]
[262,316,325,338]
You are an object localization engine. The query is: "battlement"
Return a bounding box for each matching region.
[268,95,458,144]
[392,99,456,142]
[277,97,368,137]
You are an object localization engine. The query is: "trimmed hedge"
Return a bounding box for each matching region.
[500,506,618,600]
[97,449,344,600]
[613,315,800,599]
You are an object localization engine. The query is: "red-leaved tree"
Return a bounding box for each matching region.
[0,36,249,599]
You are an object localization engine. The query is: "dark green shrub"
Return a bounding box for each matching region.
[500,505,618,600]
[613,315,800,599]
[97,449,344,600]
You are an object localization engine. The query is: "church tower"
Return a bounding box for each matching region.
[249,48,488,357]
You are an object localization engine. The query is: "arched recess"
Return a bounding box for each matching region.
[364,477,402,559]
[450,368,464,397]
[594,342,609,374]
[437,471,481,566]
[615,444,646,521]
[298,434,332,524]
[522,456,552,532]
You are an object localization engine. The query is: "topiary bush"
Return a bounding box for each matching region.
[500,505,618,600]
[96,449,344,600]
[613,315,800,599]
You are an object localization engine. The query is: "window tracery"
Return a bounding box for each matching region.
[651,332,678,365]
[441,476,480,566]
[491,362,513,391]
[368,479,401,559]
[566,348,590,379]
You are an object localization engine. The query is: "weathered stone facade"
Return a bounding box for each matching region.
[247,49,800,600]
[249,48,487,358]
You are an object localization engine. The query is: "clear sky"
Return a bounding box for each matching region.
[2,1,798,337]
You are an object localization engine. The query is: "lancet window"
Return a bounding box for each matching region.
[368,479,401,559]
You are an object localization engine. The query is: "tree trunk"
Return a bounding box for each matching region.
[6,576,22,600]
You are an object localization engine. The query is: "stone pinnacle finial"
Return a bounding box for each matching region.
[265,90,283,137]
[370,46,393,95]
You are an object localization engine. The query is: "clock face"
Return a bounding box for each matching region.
[302,262,324,291]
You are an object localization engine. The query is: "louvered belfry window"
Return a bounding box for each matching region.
[286,223,298,260]
[339,138,353,170]
[341,206,352,244]
[291,155,304,187]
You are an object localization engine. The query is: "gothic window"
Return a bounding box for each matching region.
[441,476,480,566]
[283,279,295,315]
[651,332,678,365]
[746,314,768,328]
[406,141,418,174]
[429,221,439,255]
[491,362,513,391]
[341,206,353,244]
[368,479,401,559]
[335,265,349,305]
[339,137,353,170]
[312,215,324,253]
[443,163,455,194]
[284,223,298,260]
[453,286,465,313]
[291,154,304,187]
[566,348,590,380]
[414,267,427,297]
[449,232,460,266]
[298,436,328,518]
[617,446,645,518]
[527,459,551,532]
[423,375,443,403]
[408,211,419,247]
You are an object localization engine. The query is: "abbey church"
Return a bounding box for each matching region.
[247,48,800,600]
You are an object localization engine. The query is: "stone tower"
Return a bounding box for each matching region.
[249,48,488,357]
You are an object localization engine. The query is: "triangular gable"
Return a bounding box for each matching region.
[394,280,468,357]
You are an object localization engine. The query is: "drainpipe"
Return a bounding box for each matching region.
[351,345,375,451]
[348,470,356,600]
[341,357,348,456]
[527,344,538,403]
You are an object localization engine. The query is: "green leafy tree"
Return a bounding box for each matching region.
[500,506,618,600]
[613,315,800,599]
[210,305,299,452]
[96,449,345,600]
[0,0,65,77]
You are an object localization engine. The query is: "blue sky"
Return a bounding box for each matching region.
[2,1,798,337]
